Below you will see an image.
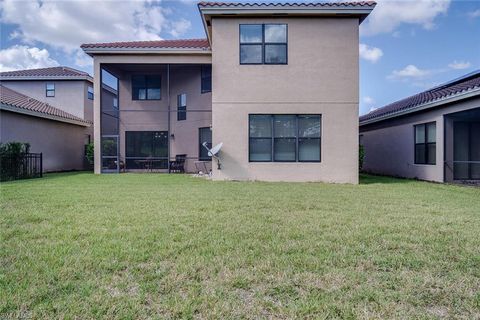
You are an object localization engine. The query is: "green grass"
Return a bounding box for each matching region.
[1,173,479,319]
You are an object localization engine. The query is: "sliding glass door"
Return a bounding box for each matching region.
[125,131,168,170]
[454,122,480,180]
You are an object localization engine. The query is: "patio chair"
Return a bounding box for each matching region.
[170,154,186,173]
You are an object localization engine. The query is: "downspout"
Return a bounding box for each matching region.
[167,64,171,173]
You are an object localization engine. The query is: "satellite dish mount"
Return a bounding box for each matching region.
[202,142,223,170]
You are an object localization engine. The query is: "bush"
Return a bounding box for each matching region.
[85,143,94,165]
[0,142,30,156]
[359,145,365,171]
[0,142,37,181]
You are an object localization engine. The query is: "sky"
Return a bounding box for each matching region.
[1,0,479,115]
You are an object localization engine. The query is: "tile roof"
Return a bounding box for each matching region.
[0,66,91,79]
[0,85,90,126]
[198,1,376,8]
[81,38,210,50]
[360,70,480,124]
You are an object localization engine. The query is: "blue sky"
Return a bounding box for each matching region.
[1,0,479,115]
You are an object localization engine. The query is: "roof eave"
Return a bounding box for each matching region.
[0,75,93,83]
[0,103,91,127]
[359,87,480,126]
[82,47,212,57]
[198,5,375,42]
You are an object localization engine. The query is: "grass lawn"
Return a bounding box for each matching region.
[1,173,479,319]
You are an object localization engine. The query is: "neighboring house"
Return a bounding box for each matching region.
[0,66,94,172]
[359,70,480,183]
[0,85,91,172]
[0,66,94,124]
[81,1,376,183]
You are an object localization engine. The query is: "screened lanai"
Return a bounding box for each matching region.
[99,63,212,173]
[444,107,480,182]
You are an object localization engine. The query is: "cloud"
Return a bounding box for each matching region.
[388,65,431,80]
[468,9,480,18]
[363,96,375,105]
[0,0,192,69]
[448,60,472,70]
[74,50,93,68]
[361,0,451,36]
[169,19,192,38]
[0,45,59,72]
[359,43,383,63]
[369,107,378,113]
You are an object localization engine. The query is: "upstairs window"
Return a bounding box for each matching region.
[87,86,94,100]
[414,122,436,165]
[240,24,287,65]
[132,75,161,100]
[177,93,186,121]
[201,65,212,93]
[46,83,55,97]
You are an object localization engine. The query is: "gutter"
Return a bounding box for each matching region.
[359,87,480,126]
[82,47,212,57]
[1,103,91,127]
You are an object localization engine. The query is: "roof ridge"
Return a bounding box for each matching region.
[0,66,79,74]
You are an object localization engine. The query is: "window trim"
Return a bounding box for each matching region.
[414,121,436,165]
[131,75,162,101]
[239,24,288,65]
[248,114,321,163]
[46,83,55,97]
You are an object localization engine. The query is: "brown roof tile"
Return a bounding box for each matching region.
[0,66,90,78]
[360,70,480,124]
[198,1,377,8]
[81,38,210,50]
[0,85,90,125]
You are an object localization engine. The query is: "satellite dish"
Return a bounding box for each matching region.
[207,142,222,156]
[202,142,223,169]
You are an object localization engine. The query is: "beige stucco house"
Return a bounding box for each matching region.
[0,67,93,171]
[81,1,376,183]
[360,70,480,183]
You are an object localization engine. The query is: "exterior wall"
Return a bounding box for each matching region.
[1,80,92,120]
[211,17,360,183]
[169,65,212,172]
[359,96,480,182]
[0,110,88,172]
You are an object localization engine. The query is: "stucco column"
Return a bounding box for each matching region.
[93,59,101,174]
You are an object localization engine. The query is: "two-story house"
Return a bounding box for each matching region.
[81,1,376,183]
[0,66,93,171]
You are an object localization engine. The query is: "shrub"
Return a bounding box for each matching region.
[0,142,30,156]
[85,143,94,165]
[0,142,36,181]
[359,145,365,171]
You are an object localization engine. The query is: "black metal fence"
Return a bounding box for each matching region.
[0,153,43,181]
